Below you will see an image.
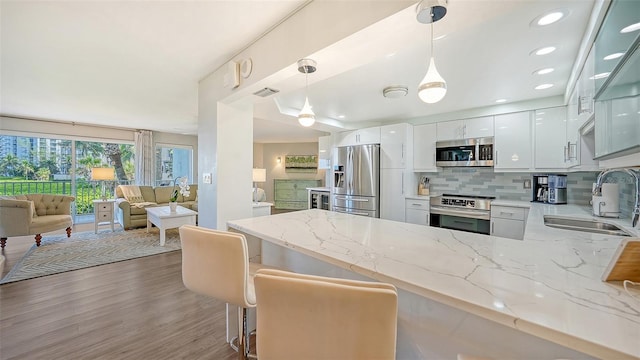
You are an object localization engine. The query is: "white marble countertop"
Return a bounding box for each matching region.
[252,202,273,208]
[306,187,331,192]
[491,199,532,208]
[227,206,640,359]
[405,194,432,200]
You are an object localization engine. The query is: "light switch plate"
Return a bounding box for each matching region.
[523,179,531,189]
[203,173,212,184]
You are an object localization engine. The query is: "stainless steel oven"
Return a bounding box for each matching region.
[429,194,495,235]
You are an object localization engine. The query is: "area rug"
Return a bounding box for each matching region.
[0,228,181,285]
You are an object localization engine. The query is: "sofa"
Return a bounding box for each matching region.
[115,184,198,230]
[0,194,75,248]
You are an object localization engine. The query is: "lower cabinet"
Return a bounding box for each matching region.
[490,205,528,240]
[405,198,429,226]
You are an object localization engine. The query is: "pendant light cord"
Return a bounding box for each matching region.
[430,21,434,58]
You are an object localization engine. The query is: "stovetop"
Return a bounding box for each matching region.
[442,193,496,200]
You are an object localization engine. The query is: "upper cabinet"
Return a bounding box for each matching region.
[413,123,438,172]
[318,135,332,170]
[380,123,412,169]
[534,107,567,170]
[494,111,532,171]
[335,127,380,147]
[593,0,640,161]
[436,116,493,141]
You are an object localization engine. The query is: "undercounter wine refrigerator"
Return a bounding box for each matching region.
[332,144,380,218]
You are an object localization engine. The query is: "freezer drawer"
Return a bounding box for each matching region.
[332,194,378,211]
[333,206,378,218]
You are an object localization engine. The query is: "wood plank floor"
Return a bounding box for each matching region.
[0,224,239,360]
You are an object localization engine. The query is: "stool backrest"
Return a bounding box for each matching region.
[179,225,254,307]
[254,269,398,360]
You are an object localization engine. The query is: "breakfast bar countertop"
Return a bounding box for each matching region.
[227,206,640,360]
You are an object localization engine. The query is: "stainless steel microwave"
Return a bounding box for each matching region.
[435,137,494,167]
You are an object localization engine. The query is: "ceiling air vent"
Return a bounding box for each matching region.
[253,87,280,97]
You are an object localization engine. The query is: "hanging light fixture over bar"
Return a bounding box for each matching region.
[297,58,317,127]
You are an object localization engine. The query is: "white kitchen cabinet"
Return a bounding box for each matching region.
[405,198,429,226]
[436,116,493,141]
[494,111,532,171]
[566,87,581,168]
[413,123,438,172]
[335,127,380,147]
[380,169,405,222]
[534,106,567,170]
[490,205,528,240]
[318,135,332,169]
[437,120,464,140]
[381,123,412,169]
[566,86,599,170]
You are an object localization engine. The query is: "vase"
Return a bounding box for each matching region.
[169,202,177,212]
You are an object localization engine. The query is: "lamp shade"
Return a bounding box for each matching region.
[252,168,266,183]
[91,167,115,181]
[418,57,447,103]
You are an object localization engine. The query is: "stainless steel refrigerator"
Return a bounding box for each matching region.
[332,144,380,217]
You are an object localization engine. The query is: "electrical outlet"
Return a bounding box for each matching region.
[203,173,212,184]
[523,179,531,189]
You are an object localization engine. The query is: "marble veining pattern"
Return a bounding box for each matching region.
[228,206,640,359]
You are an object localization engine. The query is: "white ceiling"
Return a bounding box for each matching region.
[1,1,596,143]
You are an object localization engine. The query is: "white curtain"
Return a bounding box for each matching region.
[134,130,154,185]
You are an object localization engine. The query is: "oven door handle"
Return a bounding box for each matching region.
[430,206,491,220]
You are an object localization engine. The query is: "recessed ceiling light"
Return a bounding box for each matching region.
[603,52,625,60]
[533,68,554,75]
[589,72,610,80]
[495,99,507,103]
[534,10,567,26]
[535,84,554,90]
[620,22,640,33]
[337,115,345,119]
[532,46,556,56]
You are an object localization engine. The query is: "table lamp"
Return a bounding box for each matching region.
[91,167,116,201]
[252,168,266,203]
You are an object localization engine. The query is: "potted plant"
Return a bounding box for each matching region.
[170,176,190,212]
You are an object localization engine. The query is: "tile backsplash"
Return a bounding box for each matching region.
[419,168,635,218]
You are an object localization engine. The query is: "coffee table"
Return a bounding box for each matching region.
[145,205,197,246]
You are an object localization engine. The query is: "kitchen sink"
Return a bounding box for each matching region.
[543,215,633,237]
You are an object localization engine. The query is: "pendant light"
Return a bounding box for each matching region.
[297,58,317,127]
[416,0,448,104]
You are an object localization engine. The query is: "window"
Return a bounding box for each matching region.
[155,144,193,186]
[0,135,134,221]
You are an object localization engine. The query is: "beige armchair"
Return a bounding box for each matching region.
[0,194,75,249]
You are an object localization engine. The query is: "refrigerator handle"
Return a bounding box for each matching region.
[401,172,404,195]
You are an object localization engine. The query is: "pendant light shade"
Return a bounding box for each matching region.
[297,58,317,127]
[418,57,447,103]
[418,17,447,104]
[298,96,315,127]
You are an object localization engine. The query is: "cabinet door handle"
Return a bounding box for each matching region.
[495,151,498,166]
[563,146,568,162]
[401,172,405,195]
[412,203,422,206]
[491,221,494,234]
[500,211,514,216]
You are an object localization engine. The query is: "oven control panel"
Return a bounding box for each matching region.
[442,198,475,208]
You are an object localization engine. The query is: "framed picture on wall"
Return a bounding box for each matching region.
[285,155,318,173]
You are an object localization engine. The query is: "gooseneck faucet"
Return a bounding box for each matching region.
[593,168,640,228]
